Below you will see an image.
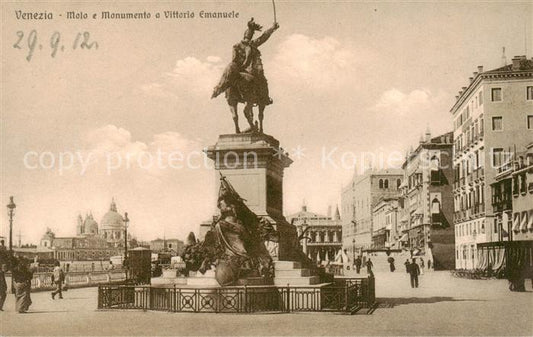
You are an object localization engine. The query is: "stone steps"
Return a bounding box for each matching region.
[273,260,319,285]
[275,269,311,277]
[273,276,320,286]
[274,261,302,270]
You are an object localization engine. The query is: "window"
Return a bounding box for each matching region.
[379,179,383,189]
[528,115,533,130]
[492,116,503,131]
[491,88,502,102]
[492,148,504,167]
[479,91,483,105]
[527,86,533,100]
[384,179,389,189]
[397,179,402,188]
[431,198,441,214]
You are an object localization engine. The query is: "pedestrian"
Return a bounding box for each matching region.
[408,258,421,288]
[0,263,7,311]
[51,261,65,300]
[12,257,34,313]
[388,257,395,272]
[404,259,410,273]
[419,258,425,275]
[355,256,362,274]
[427,259,432,270]
[365,258,373,275]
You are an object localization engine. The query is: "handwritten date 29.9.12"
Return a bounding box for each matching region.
[13,30,98,62]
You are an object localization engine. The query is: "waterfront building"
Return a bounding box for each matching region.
[341,168,403,255]
[150,238,185,255]
[371,197,399,250]
[485,144,533,277]
[451,56,533,270]
[39,199,130,261]
[398,131,455,269]
[286,204,342,263]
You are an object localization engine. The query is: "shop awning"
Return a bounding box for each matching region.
[415,207,424,216]
[513,213,521,232]
[400,215,409,223]
[386,224,392,231]
[400,234,408,242]
[520,212,528,231]
[528,210,533,231]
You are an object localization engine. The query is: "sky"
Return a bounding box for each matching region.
[1,1,532,244]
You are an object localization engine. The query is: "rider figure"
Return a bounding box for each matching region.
[212,18,279,133]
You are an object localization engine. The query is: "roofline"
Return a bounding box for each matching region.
[450,68,533,114]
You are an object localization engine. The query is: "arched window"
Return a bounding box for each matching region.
[431,155,440,171]
[384,179,389,189]
[379,179,383,188]
[431,198,441,214]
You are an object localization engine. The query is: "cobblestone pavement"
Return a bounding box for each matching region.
[1,271,532,336]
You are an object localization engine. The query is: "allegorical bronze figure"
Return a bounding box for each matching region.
[212,18,279,134]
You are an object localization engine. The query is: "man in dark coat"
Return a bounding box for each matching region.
[408,258,420,288]
[0,263,7,311]
[365,258,374,276]
[404,259,410,273]
[354,256,362,274]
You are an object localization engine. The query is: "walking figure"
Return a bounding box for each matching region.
[354,256,362,274]
[12,257,34,313]
[51,261,65,300]
[0,263,7,311]
[404,259,410,273]
[365,258,374,276]
[408,258,420,288]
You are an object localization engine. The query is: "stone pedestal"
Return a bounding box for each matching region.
[205,132,298,261]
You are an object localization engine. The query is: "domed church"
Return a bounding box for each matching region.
[100,198,129,247]
[76,212,99,236]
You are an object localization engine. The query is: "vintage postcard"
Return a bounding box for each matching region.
[1,1,532,336]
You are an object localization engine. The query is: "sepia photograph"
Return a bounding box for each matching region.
[1,0,532,336]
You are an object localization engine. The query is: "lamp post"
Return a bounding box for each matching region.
[123,212,129,260]
[352,238,356,262]
[123,212,129,280]
[7,196,16,252]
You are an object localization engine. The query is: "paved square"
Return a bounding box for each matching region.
[1,271,532,336]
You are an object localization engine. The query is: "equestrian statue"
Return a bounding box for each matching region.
[211,18,279,134]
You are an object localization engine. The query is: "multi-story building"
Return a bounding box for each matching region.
[371,197,399,250]
[150,238,185,255]
[451,55,533,270]
[39,199,133,261]
[398,131,455,269]
[286,204,342,263]
[487,144,533,281]
[341,168,403,254]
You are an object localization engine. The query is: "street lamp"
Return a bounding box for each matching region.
[123,212,129,260]
[6,196,16,252]
[352,238,356,261]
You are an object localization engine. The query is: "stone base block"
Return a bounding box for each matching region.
[273,276,320,286]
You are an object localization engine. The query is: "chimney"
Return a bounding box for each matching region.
[327,205,332,218]
[462,86,467,91]
[459,90,463,96]
[512,55,526,70]
[455,95,459,100]
[477,65,483,73]
[469,77,473,83]
[473,71,478,77]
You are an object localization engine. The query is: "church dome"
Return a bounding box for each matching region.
[84,214,99,234]
[100,199,124,230]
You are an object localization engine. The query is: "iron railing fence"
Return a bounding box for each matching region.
[98,277,375,314]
